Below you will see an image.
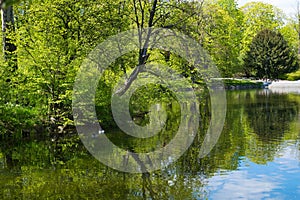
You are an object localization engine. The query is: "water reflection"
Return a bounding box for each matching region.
[1,90,300,199]
[207,144,300,200]
[245,89,298,140]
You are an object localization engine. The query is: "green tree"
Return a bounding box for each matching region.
[280,22,299,52]
[114,0,205,95]
[244,29,299,80]
[281,2,300,80]
[200,0,243,77]
[292,0,300,55]
[11,0,130,129]
[240,2,285,62]
[0,0,209,134]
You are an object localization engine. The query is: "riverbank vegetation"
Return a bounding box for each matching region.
[1,0,300,136]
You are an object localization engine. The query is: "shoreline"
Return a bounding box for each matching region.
[222,78,264,90]
[223,79,300,92]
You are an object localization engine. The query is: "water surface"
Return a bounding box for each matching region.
[1,89,300,199]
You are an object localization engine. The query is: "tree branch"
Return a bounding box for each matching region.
[115,0,158,96]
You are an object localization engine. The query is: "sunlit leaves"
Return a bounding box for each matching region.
[240,2,285,60]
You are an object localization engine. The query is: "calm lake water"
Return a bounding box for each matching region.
[1,89,300,199]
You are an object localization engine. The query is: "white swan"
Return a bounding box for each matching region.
[92,129,105,138]
[98,129,105,134]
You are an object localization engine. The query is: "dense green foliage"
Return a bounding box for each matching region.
[240,2,284,60]
[0,0,299,135]
[244,29,299,80]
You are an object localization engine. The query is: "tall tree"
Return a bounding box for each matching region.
[240,2,285,62]
[200,0,243,77]
[243,29,299,80]
[115,0,204,95]
[13,0,130,125]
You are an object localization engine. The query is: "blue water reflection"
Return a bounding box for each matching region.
[204,141,300,199]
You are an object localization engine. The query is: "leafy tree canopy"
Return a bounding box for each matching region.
[240,2,285,60]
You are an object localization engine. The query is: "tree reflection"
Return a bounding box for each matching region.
[245,90,298,141]
[242,90,299,164]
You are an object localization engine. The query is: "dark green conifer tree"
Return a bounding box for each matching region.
[244,29,299,80]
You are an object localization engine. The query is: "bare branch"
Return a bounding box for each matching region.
[133,0,140,29]
[152,11,171,26]
[138,0,144,29]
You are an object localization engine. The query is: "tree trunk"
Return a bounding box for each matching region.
[1,2,17,69]
[114,0,158,96]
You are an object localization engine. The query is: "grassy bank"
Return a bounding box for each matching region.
[223,79,264,90]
